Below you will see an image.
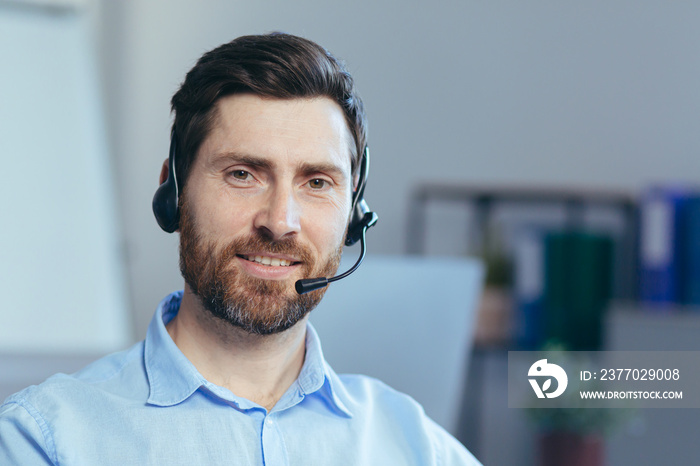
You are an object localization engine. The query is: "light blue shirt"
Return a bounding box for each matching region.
[0,292,480,465]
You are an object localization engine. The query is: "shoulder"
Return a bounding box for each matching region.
[336,374,482,465]
[338,373,424,416]
[0,342,146,464]
[3,341,146,408]
[0,397,56,464]
[423,416,482,466]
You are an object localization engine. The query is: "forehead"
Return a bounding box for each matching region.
[199,94,354,171]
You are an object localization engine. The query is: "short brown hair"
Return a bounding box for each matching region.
[170,32,367,189]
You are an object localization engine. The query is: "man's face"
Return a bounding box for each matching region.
[179,94,354,335]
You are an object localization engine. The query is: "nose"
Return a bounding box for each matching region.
[253,185,302,240]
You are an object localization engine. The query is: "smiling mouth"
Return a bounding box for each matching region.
[238,254,300,267]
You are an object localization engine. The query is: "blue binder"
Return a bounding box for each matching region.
[513,229,545,349]
[639,187,694,306]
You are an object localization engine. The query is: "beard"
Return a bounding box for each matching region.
[178,197,342,335]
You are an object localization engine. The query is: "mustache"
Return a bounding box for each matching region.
[217,231,315,268]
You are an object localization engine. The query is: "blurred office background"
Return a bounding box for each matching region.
[2,1,700,464]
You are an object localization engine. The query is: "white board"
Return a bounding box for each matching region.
[0,5,130,352]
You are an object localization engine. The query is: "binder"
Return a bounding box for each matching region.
[543,232,613,351]
[639,187,693,306]
[513,229,545,349]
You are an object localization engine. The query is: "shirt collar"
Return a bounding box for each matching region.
[144,291,353,417]
[145,291,205,407]
[294,323,353,418]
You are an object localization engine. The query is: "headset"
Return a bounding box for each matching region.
[153,130,378,294]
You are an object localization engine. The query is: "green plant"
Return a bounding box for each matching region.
[480,226,512,288]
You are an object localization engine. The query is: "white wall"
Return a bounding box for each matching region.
[98,1,700,336]
[0,2,130,353]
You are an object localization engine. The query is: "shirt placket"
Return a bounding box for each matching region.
[261,412,289,466]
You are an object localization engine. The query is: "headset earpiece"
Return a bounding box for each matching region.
[345,147,378,246]
[152,134,180,233]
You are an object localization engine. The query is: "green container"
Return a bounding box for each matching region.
[544,232,613,350]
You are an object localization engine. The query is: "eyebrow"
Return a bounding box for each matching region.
[297,161,347,182]
[214,151,347,181]
[214,152,274,172]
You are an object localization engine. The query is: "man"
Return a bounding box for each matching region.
[0,33,480,465]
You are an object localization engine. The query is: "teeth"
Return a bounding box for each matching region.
[245,255,292,267]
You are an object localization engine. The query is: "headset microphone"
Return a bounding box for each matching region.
[294,149,378,295]
[295,203,377,294]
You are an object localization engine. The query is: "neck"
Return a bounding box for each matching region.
[166,284,308,411]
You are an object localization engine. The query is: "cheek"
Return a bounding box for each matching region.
[186,188,255,239]
[304,201,351,251]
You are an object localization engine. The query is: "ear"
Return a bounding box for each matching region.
[159,158,169,185]
[353,170,361,193]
